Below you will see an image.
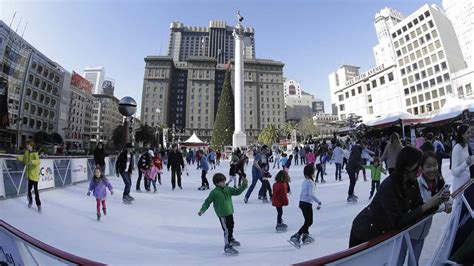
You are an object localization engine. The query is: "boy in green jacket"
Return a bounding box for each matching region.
[17,140,42,212]
[362,157,387,200]
[198,173,248,256]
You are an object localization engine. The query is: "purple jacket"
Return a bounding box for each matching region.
[88,178,113,200]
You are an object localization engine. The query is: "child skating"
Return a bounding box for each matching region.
[362,157,386,199]
[87,168,113,221]
[197,150,210,190]
[17,140,42,212]
[198,173,248,256]
[258,163,272,203]
[289,164,322,248]
[272,170,290,232]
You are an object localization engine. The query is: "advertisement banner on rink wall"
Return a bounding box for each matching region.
[71,159,88,183]
[0,228,24,266]
[37,160,54,190]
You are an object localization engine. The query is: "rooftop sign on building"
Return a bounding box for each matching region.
[345,64,386,87]
[71,71,93,94]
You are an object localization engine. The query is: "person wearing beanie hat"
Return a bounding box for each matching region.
[198,173,248,256]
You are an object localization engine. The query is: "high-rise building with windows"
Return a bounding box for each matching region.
[167,21,255,64]
[84,66,105,94]
[329,4,467,120]
[373,8,405,66]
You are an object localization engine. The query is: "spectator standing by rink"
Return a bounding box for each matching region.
[17,140,42,212]
[116,143,135,203]
[168,144,185,190]
[451,124,473,192]
[87,168,113,221]
[93,142,106,173]
[349,146,448,248]
[198,173,248,256]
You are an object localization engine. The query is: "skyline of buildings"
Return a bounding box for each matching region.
[329,3,472,121]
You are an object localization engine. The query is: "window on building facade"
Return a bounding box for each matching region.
[380,76,385,85]
[388,72,394,81]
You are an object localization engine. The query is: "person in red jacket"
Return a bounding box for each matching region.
[272,170,290,232]
[153,153,163,185]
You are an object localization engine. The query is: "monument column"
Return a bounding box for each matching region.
[233,11,247,149]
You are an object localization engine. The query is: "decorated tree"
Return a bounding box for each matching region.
[211,69,234,150]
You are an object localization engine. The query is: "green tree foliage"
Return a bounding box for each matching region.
[258,124,280,146]
[112,125,124,147]
[211,70,235,150]
[297,118,317,141]
[49,133,63,144]
[33,131,50,145]
[135,124,155,146]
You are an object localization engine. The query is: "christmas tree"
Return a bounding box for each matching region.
[211,69,235,150]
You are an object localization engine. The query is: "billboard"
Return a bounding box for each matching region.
[71,159,88,183]
[37,160,55,190]
[71,71,93,94]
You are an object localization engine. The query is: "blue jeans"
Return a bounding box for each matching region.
[120,172,132,198]
[245,167,262,199]
[335,163,342,180]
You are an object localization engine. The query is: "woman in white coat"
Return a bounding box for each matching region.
[451,124,472,192]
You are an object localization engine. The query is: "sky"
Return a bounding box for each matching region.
[1,0,442,117]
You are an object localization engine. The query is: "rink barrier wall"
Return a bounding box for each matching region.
[0,219,105,265]
[295,181,474,266]
[0,155,117,199]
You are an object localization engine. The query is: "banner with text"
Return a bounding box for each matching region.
[38,160,54,190]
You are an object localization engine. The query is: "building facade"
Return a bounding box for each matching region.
[312,113,339,137]
[167,21,255,64]
[329,4,468,120]
[0,20,64,147]
[84,66,105,94]
[373,8,405,66]
[65,72,95,150]
[141,56,285,142]
[285,92,314,122]
[91,94,122,145]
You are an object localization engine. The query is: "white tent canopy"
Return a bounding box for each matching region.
[184,133,204,143]
[365,109,418,127]
[429,96,471,123]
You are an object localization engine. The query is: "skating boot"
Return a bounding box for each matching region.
[262,197,269,203]
[276,223,287,233]
[288,233,301,248]
[230,238,240,247]
[302,234,315,245]
[198,186,205,191]
[321,179,327,184]
[102,208,107,216]
[126,195,135,201]
[347,195,358,203]
[97,213,101,221]
[28,201,32,208]
[224,244,239,256]
[37,205,42,213]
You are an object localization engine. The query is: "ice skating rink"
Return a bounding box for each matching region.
[0,160,451,265]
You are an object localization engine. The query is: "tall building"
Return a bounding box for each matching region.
[328,65,360,114]
[102,78,115,96]
[167,21,255,64]
[284,79,303,100]
[0,20,65,147]
[84,66,105,94]
[329,4,467,120]
[283,80,317,122]
[373,8,405,66]
[91,94,122,145]
[443,0,474,68]
[141,56,284,142]
[65,72,95,150]
[312,99,325,113]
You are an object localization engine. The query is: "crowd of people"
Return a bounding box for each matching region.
[11,123,473,260]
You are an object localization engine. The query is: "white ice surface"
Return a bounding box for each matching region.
[0,159,452,265]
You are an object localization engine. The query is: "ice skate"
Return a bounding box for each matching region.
[262,197,269,203]
[288,233,301,248]
[154,188,157,193]
[123,197,132,204]
[276,223,287,233]
[102,208,107,216]
[321,180,327,184]
[230,238,240,247]
[302,234,315,245]
[37,205,42,213]
[205,185,210,190]
[243,197,248,204]
[97,213,101,221]
[28,201,32,208]
[126,195,135,201]
[347,195,358,203]
[224,244,239,256]
[198,186,205,191]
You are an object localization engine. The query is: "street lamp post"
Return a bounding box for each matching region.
[155,108,161,149]
[118,97,137,148]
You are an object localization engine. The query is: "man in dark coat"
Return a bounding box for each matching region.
[116,143,135,203]
[167,144,185,190]
[346,141,365,203]
[93,143,106,173]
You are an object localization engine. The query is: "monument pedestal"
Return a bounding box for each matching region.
[233,132,247,149]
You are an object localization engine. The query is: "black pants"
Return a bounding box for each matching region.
[136,170,146,190]
[295,155,299,165]
[27,179,41,206]
[388,168,395,175]
[301,156,306,165]
[276,206,283,224]
[316,164,324,181]
[348,170,357,197]
[258,179,272,199]
[219,215,234,245]
[201,170,209,187]
[298,201,313,235]
[171,168,182,189]
[370,180,380,197]
[342,158,348,169]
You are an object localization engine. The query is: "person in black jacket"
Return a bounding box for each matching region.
[346,141,365,203]
[93,143,106,173]
[349,146,448,249]
[136,150,153,191]
[116,143,135,203]
[167,144,185,190]
[420,132,435,153]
